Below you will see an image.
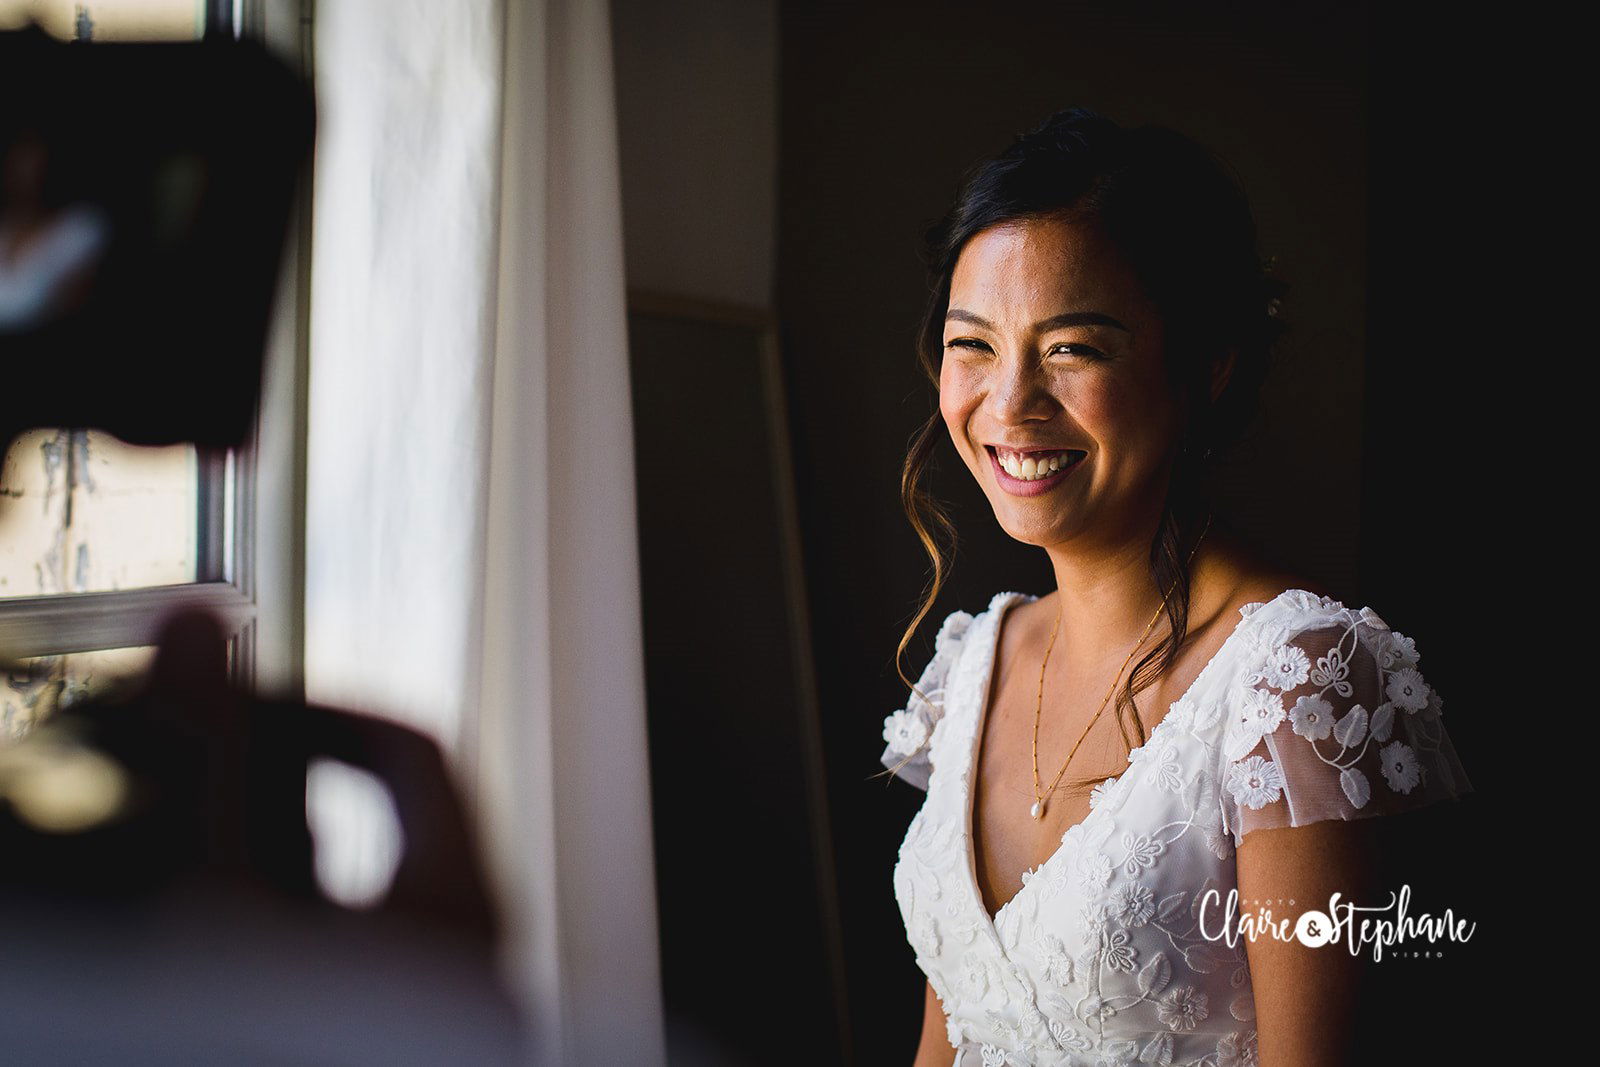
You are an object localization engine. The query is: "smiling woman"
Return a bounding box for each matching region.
[874,109,1471,1067]
[941,217,1173,525]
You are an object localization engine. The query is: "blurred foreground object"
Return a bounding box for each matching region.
[0,23,313,452]
[0,20,524,1065]
[0,607,524,1063]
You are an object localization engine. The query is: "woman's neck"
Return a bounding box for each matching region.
[1039,513,1230,656]
[1044,540,1166,653]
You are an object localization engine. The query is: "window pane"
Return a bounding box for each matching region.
[1,643,154,741]
[0,429,204,598]
[0,1,205,41]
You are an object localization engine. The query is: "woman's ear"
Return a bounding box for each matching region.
[1208,348,1238,404]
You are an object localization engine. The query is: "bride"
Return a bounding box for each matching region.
[877,108,1470,1067]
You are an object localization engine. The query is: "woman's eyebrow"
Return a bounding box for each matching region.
[945,308,1131,334]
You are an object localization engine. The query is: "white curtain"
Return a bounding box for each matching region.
[306,1,665,1063]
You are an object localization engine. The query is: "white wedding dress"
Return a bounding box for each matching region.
[880,589,1471,1067]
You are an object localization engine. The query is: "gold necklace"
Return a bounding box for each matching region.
[1028,514,1212,820]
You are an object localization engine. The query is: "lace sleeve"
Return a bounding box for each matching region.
[1218,603,1472,846]
[880,608,973,791]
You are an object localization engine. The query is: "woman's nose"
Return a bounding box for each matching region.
[986,351,1055,423]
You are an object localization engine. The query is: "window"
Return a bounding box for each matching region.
[0,0,308,734]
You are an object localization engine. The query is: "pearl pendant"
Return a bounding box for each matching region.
[1030,801,1043,820]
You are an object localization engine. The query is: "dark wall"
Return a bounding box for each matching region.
[629,306,844,1065]
[776,2,1503,1063]
[1354,9,1515,1065]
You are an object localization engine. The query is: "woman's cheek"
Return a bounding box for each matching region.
[1066,377,1124,444]
[937,366,974,431]
[1095,384,1177,480]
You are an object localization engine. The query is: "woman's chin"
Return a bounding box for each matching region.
[993,513,1076,548]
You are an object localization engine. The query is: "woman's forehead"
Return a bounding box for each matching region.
[949,216,1140,320]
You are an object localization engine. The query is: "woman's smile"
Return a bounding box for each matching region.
[985,445,1087,497]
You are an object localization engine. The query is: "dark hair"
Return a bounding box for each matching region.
[883,107,1286,793]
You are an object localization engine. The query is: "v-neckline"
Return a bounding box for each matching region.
[959,588,1288,935]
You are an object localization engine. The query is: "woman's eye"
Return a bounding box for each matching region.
[1050,343,1105,360]
[943,339,1105,360]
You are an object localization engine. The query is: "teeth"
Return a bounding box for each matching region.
[997,449,1077,481]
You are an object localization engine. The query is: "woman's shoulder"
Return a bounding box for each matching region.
[903,590,1031,681]
[940,589,1039,649]
[1202,565,1444,735]
[1191,529,1329,624]
[880,593,1021,791]
[981,588,1040,615]
[1229,575,1390,645]
[1229,570,1334,609]
[1214,576,1470,844]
